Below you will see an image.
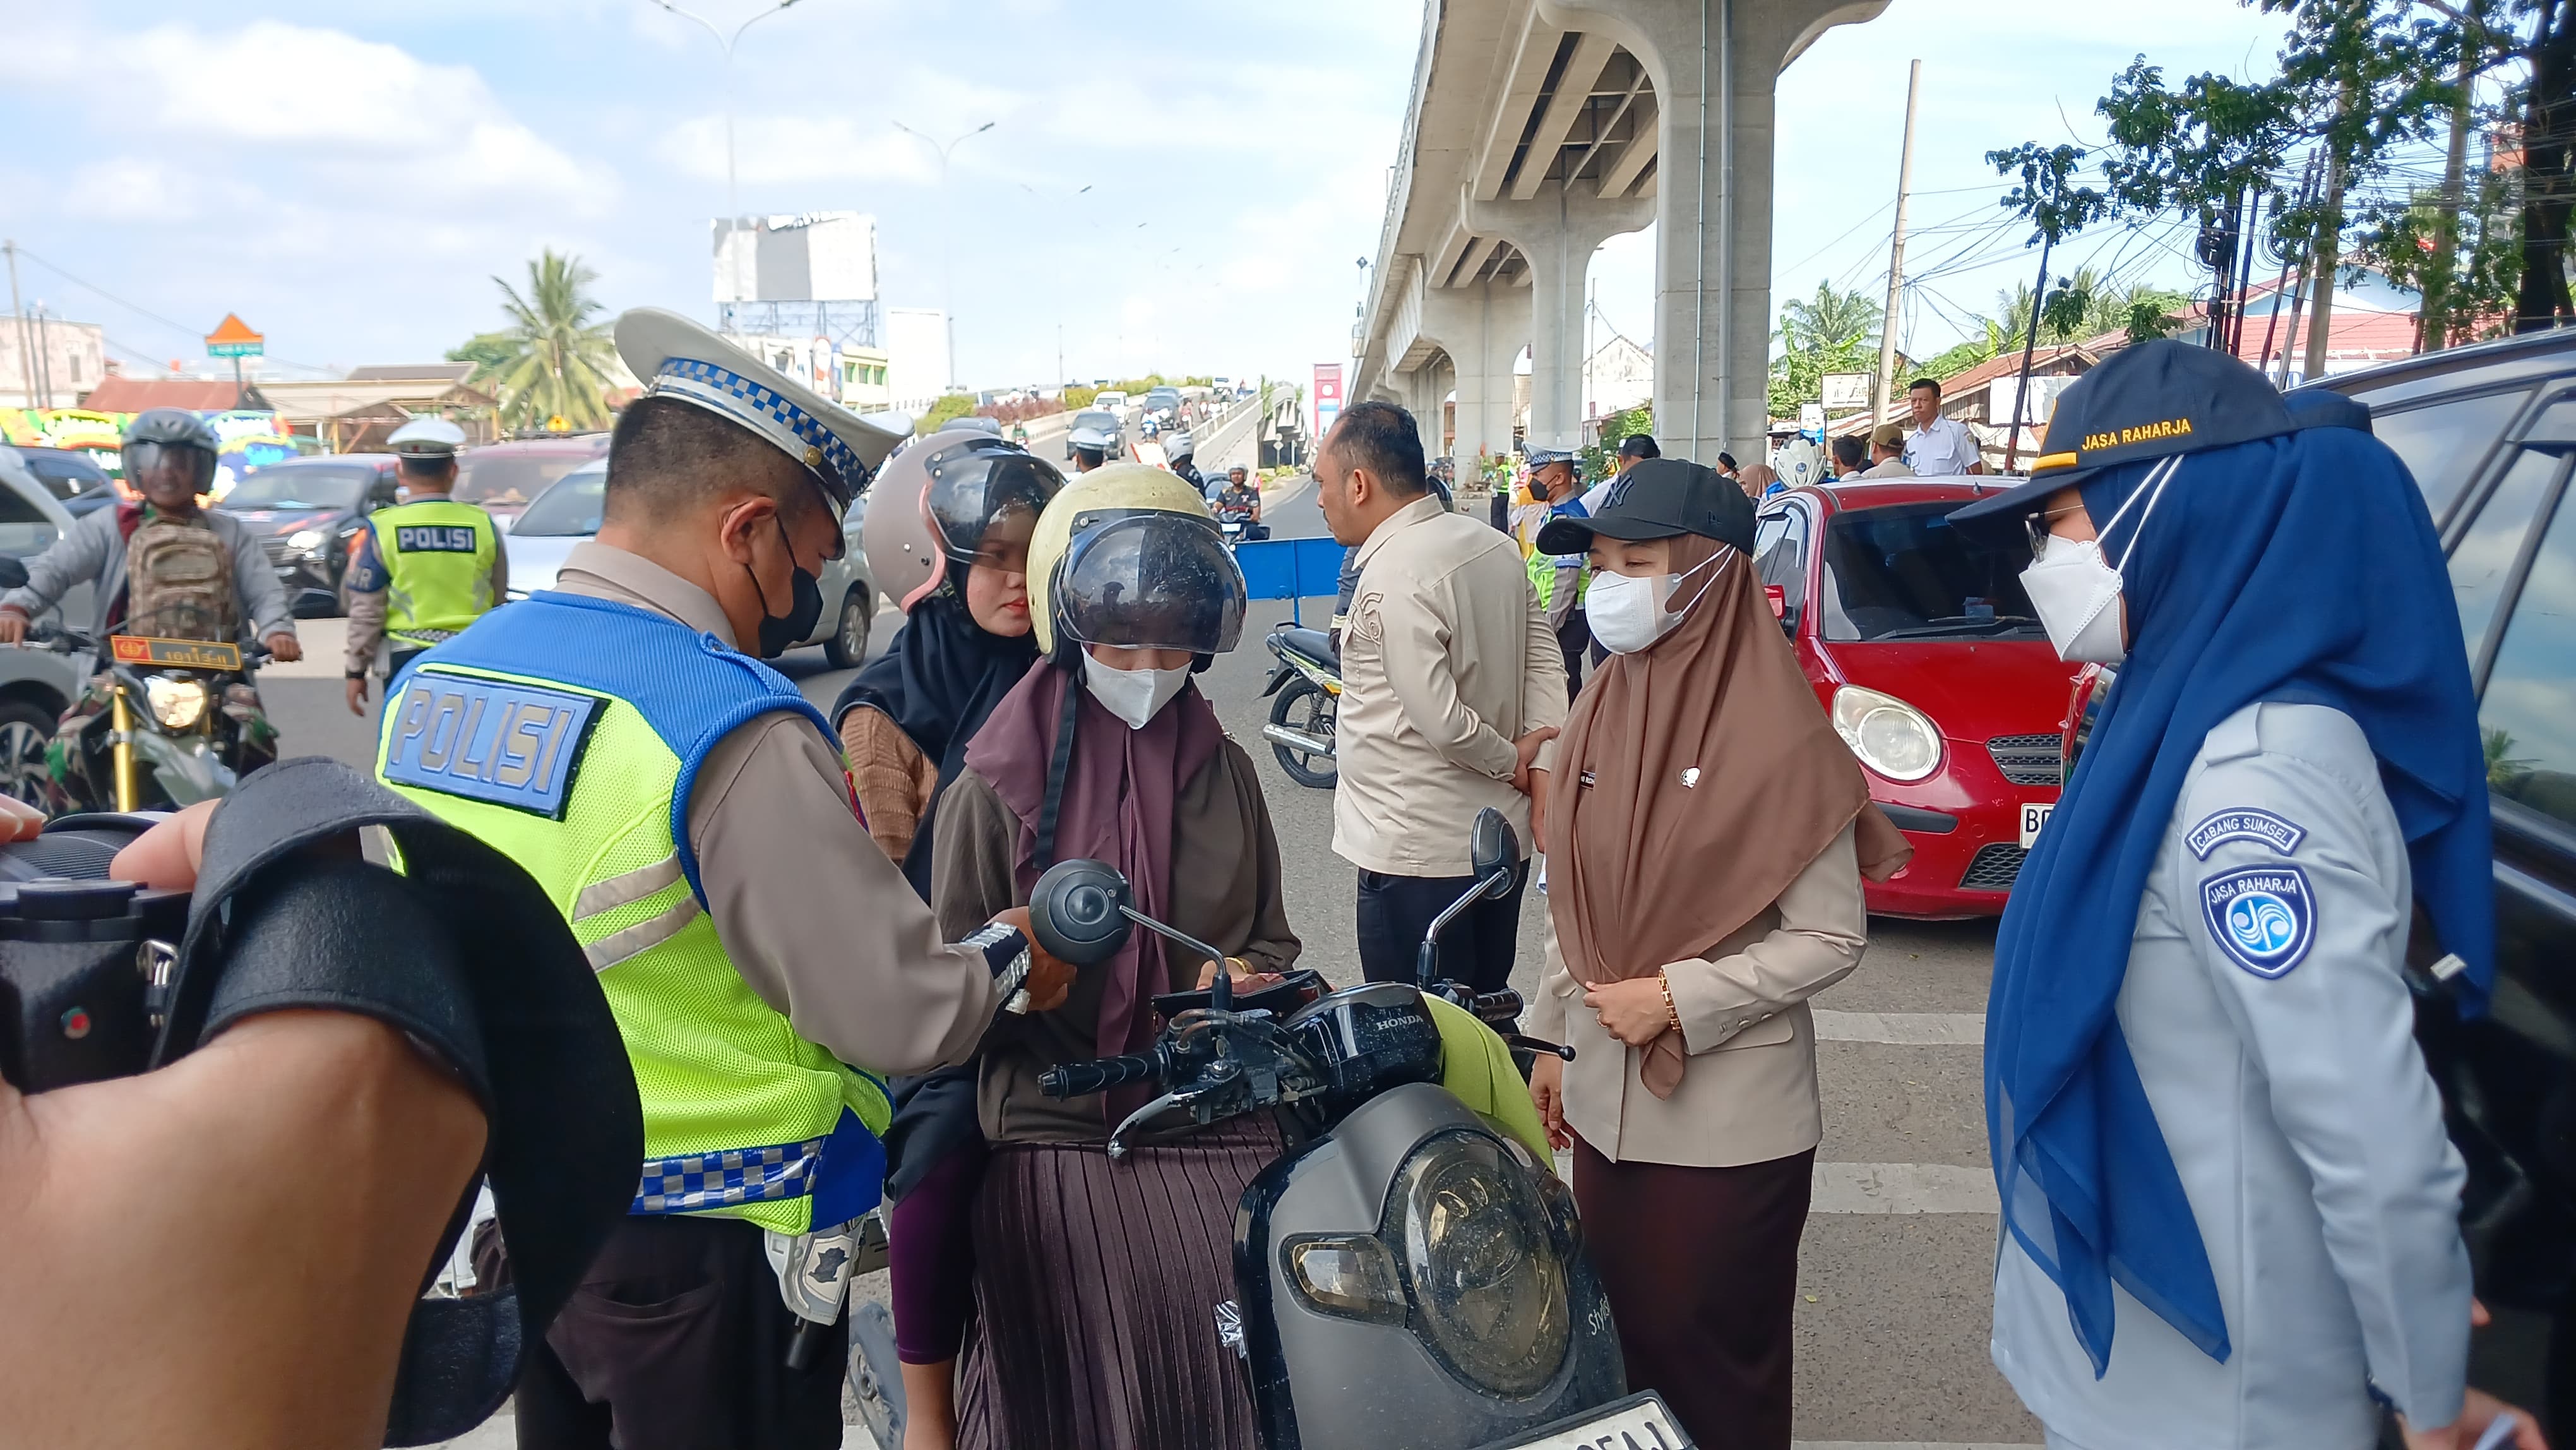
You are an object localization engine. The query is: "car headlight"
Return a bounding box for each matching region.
[287,527,328,551]
[1832,684,1943,782]
[1394,1132,1569,1396]
[144,674,208,729]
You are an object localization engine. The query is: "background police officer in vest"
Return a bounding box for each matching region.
[374,309,1076,1450]
[1066,422,1111,473]
[343,416,508,715]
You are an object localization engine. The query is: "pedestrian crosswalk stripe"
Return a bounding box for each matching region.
[1809,1161,2000,1214]
[1811,1010,1984,1045]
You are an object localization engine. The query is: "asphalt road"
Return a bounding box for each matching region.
[285,394,2037,1449]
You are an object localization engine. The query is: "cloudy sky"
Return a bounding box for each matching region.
[0,0,2293,392]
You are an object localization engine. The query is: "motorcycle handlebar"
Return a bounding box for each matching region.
[1038,1051,1164,1099]
[1468,990,1523,1025]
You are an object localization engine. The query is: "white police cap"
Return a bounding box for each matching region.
[1068,426,1113,453]
[612,306,907,510]
[386,416,468,458]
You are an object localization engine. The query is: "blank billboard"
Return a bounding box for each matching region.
[712,212,878,304]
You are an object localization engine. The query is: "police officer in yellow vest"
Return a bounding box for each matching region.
[373,308,1076,1450]
[344,416,508,715]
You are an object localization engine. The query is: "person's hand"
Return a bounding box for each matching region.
[264,632,302,664]
[1529,768,1551,842]
[2402,1387,2549,1450]
[345,674,370,717]
[0,610,26,647]
[1527,1051,1570,1151]
[990,906,1075,1013]
[1511,726,1558,794]
[1,795,489,1449]
[1582,976,1672,1048]
[0,791,44,845]
[1195,958,1284,992]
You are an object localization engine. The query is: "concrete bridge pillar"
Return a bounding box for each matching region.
[1535,0,1889,464]
[1418,280,1530,465]
[1468,192,1655,453]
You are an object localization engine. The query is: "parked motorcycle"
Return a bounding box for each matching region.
[1010,808,1688,1450]
[1260,625,1339,789]
[29,605,275,814]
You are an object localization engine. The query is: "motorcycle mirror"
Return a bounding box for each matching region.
[1028,858,1134,967]
[1469,807,1518,895]
[0,556,28,591]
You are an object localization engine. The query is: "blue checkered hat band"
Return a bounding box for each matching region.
[631,1134,830,1214]
[651,357,863,500]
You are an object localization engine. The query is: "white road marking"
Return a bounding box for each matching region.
[1812,1009,1985,1045]
[1795,1442,2041,1449]
[424,1418,515,1450]
[1810,1161,2000,1214]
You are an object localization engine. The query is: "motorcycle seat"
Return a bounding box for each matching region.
[1275,626,1339,668]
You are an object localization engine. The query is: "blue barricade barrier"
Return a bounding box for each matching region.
[1233,536,1347,625]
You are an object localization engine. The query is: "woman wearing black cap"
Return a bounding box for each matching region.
[1524,458,1913,1449]
[1952,341,2539,1450]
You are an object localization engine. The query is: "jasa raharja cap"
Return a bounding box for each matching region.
[1947,339,2299,546]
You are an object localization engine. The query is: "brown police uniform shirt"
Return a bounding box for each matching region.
[553,541,1001,1076]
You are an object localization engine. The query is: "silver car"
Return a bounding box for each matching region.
[0,446,100,806]
[505,460,880,667]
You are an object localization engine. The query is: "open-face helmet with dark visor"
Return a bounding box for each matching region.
[926,436,1064,566]
[1052,509,1248,655]
[121,407,222,497]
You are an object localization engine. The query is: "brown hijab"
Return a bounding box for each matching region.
[1543,532,1911,1098]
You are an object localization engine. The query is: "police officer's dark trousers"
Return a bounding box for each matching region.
[511,1214,848,1450]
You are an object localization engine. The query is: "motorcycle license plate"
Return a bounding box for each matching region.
[110,635,242,671]
[1476,1391,1693,1449]
[2018,801,2053,849]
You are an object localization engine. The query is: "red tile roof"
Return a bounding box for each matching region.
[78,378,269,412]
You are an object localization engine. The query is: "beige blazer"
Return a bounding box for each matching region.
[1525,824,1868,1168]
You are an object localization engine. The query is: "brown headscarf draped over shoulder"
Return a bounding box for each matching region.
[1543,530,1911,1098]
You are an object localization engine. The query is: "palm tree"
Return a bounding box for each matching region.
[458,251,619,434]
[1773,280,1882,357]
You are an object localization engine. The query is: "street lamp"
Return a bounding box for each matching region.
[894,119,996,391]
[646,0,810,219]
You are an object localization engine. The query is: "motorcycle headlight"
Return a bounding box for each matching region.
[1394,1132,1569,1397]
[287,527,328,552]
[144,674,209,729]
[1831,684,1943,782]
[1284,1235,1406,1326]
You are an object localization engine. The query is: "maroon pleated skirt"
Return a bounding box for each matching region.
[956,1117,1283,1450]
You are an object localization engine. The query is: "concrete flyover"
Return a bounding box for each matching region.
[1352,0,1888,465]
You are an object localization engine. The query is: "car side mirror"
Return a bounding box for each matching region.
[0,557,28,591]
[1469,806,1518,894]
[1764,583,1786,619]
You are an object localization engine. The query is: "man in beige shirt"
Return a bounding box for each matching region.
[1316,400,1565,992]
[1859,421,1917,479]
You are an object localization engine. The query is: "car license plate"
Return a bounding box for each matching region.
[1476,1391,1693,1449]
[2020,801,2054,849]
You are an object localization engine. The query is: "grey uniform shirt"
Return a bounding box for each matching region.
[1,503,295,643]
[552,542,1002,1076]
[1990,701,2471,1450]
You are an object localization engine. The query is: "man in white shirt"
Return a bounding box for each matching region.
[1902,377,1986,476]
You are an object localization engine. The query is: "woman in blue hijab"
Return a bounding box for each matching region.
[1948,342,2537,1450]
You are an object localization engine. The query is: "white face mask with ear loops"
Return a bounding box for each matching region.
[1083,654,1190,729]
[2019,457,2178,665]
[1587,548,1731,655]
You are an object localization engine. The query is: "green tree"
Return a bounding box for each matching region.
[1991,0,2575,350]
[455,250,619,434]
[1768,280,1883,417]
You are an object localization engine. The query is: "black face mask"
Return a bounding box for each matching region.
[745,515,824,659]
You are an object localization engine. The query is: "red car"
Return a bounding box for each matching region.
[1753,477,2079,918]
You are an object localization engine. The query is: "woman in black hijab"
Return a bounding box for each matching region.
[835,428,1062,1450]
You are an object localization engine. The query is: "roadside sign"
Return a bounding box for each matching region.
[1820,372,1871,410]
[1313,363,1343,434]
[205,314,265,359]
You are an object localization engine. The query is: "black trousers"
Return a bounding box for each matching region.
[1556,610,1591,700]
[512,1214,848,1450]
[1354,860,1528,996]
[388,645,426,678]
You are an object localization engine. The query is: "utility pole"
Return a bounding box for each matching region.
[3,241,32,410]
[32,304,52,411]
[2300,90,2354,383]
[2003,235,2053,474]
[1873,59,1923,423]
